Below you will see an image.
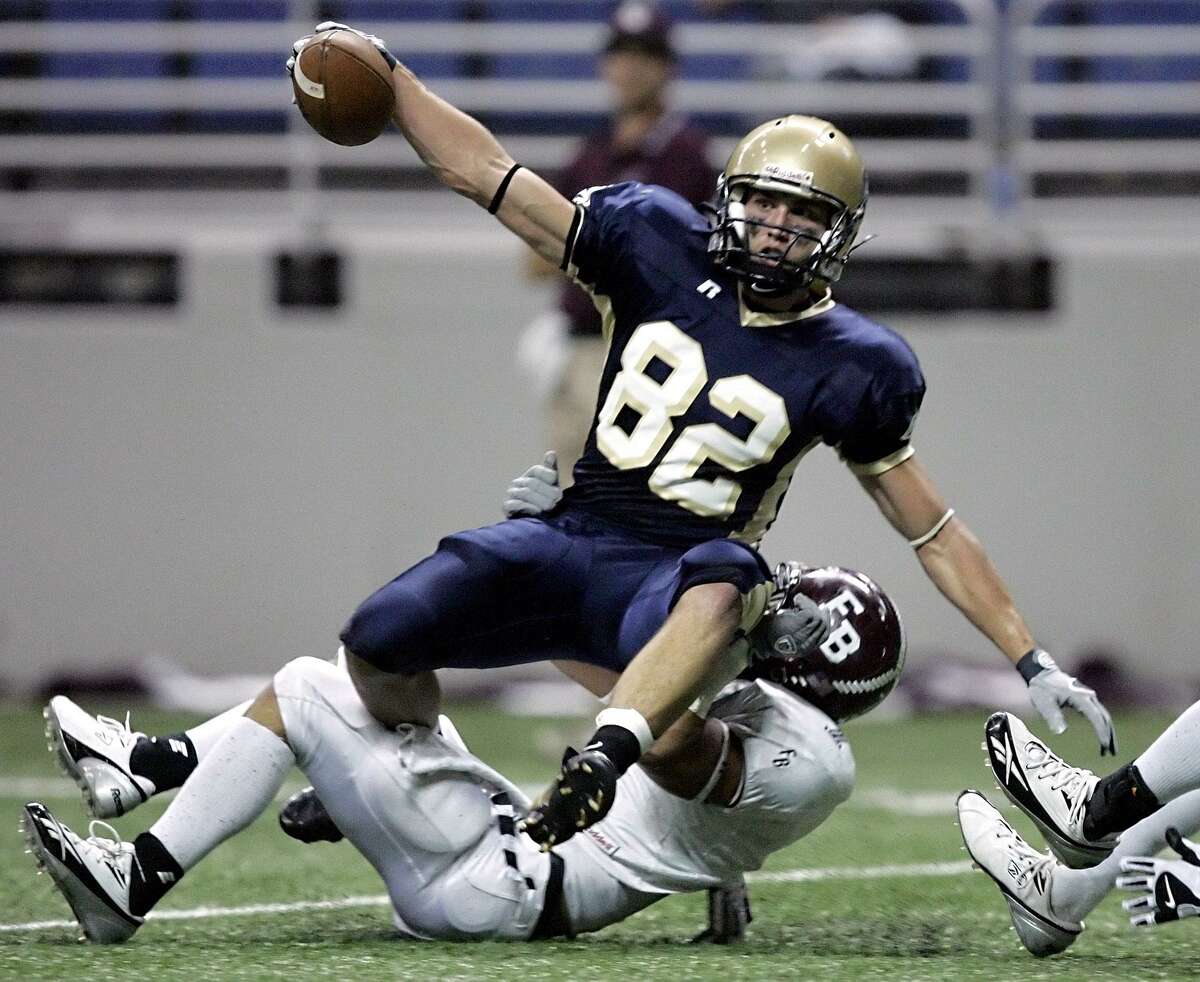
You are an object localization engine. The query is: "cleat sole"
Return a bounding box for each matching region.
[43,704,103,819]
[20,805,141,945]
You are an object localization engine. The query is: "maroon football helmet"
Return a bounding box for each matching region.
[745,562,906,722]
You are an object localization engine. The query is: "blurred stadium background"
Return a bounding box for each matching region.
[2,0,1200,718]
[5,0,1200,972]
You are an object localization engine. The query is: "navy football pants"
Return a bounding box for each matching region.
[340,509,769,675]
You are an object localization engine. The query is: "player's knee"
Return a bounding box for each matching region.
[345,648,440,729]
[273,655,337,696]
[272,656,342,716]
[339,590,432,674]
[676,581,742,635]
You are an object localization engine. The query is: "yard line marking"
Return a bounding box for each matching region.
[850,789,961,816]
[0,862,974,934]
[748,860,973,883]
[0,895,390,934]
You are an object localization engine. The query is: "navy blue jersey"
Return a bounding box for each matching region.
[561,182,925,548]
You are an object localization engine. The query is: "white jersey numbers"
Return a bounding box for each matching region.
[596,320,708,469]
[596,320,791,518]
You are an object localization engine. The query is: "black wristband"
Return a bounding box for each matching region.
[487,163,524,214]
[585,724,642,775]
[1016,647,1053,683]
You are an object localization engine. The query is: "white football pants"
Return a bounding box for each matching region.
[275,656,558,940]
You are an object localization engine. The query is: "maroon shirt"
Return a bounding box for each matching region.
[553,114,716,336]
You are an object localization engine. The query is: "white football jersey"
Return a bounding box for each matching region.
[559,680,855,897]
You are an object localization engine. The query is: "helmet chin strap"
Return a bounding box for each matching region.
[745,268,821,308]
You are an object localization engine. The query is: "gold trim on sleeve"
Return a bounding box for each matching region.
[844,443,914,477]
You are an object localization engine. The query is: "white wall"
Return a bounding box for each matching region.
[3,220,1198,689]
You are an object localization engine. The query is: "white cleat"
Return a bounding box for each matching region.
[983,711,1116,868]
[957,790,1082,957]
[22,801,144,944]
[44,696,155,819]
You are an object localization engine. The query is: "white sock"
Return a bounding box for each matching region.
[1050,789,1200,923]
[149,715,294,871]
[184,700,254,760]
[1132,700,1200,803]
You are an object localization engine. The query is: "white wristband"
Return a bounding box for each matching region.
[908,508,955,549]
[595,707,654,754]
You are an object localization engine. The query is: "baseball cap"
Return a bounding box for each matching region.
[604,2,676,61]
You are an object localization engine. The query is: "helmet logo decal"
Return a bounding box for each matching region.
[749,564,903,723]
[818,587,866,664]
[761,164,814,186]
[819,619,860,664]
[772,635,799,656]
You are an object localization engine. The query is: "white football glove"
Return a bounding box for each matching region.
[503,452,562,517]
[286,21,398,83]
[1022,648,1117,755]
[1117,827,1200,927]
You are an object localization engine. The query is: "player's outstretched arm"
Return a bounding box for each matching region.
[859,454,1116,754]
[289,23,575,266]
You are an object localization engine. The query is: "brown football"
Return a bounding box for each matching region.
[291,29,394,147]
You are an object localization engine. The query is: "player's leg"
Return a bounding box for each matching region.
[271,656,557,940]
[958,787,1200,955]
[1049,790,1200,924]
[279,657,444,845]
[521,539,771,847]
[608,538,772,731]
[986,703,1200,867]
[338,520,587,718]
[1085,700,1200,836]
[44,695,252,819]
[956,790,1083,956]
[23,685,294,943]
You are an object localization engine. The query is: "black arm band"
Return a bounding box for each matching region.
[487,163,524,215]
[586,725,642,775]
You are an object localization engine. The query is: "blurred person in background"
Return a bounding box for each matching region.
[517,1,716,483]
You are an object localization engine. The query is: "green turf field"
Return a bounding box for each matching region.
[0,701,1196,980]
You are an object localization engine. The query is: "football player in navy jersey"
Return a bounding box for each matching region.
[282,23,1116,852]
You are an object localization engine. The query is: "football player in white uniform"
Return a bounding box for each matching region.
[957,703,1200,955]
[24,560,904,946]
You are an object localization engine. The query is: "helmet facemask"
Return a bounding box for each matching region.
[710,176,865,294]
[708,115,869,296]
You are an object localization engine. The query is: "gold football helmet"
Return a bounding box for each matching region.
[709,115,868,291]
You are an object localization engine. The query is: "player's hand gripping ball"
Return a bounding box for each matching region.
[289,26,394,146]
[519,748,619,850]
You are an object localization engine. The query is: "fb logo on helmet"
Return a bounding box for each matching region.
[746,563,906,723]
[819,588,866,664]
